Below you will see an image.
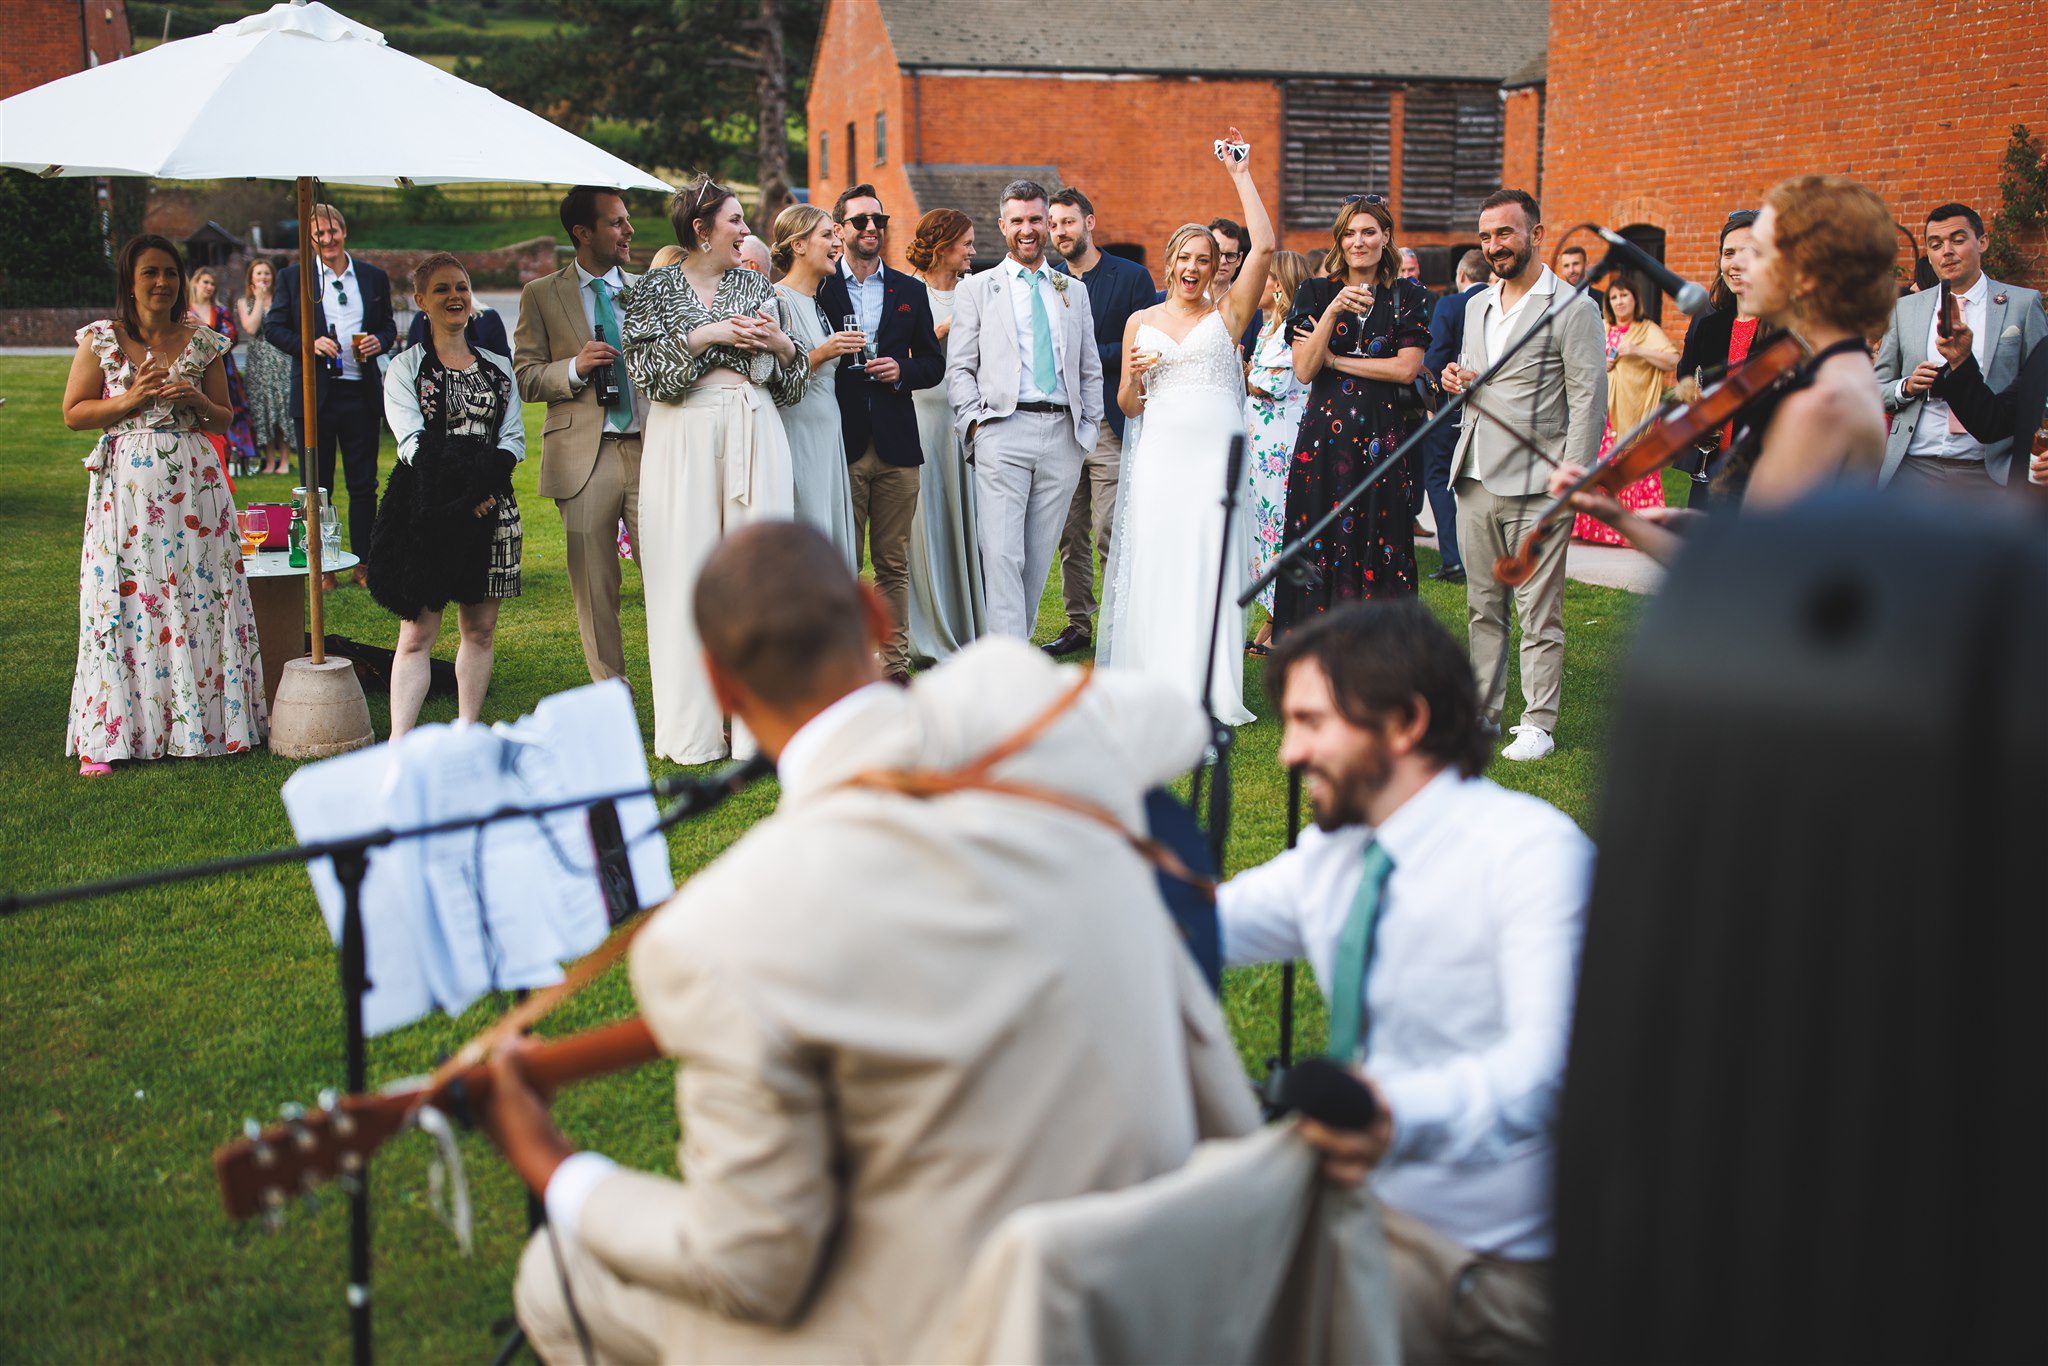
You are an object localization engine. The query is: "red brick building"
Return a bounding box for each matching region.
[2,0,131,100]
[805,0,1545,282]
[1530,0,2048,337]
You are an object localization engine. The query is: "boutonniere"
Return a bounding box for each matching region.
[897,302,912,314]
[1047,271,1072,307]
[1993,292,2009,305]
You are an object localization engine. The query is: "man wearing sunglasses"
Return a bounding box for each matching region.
[818,184,945,683]
[262,202,397,587]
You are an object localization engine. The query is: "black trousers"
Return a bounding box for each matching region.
[314,377,384,555]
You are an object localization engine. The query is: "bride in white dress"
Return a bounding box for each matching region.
[1098,128,1275,726]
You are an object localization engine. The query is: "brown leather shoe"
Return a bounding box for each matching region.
[351,566,369,589]
[319,572,339,592]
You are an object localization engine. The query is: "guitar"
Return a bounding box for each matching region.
[212,1017,659,1223]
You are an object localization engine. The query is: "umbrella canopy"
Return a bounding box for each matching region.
[0,1,669,191]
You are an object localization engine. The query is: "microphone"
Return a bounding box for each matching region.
[1268,1057,1380,1130]
[1594,227,1714,318]
[650,754,774,833]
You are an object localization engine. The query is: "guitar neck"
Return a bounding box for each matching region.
[214,1016,661,1222]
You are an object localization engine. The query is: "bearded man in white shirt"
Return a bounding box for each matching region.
[1219,598,1593,1365]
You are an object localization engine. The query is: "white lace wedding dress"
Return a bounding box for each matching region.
[1099,310,1255,725]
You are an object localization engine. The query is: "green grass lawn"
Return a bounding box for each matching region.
[347,216,566,253]
[0,353,1642,1361]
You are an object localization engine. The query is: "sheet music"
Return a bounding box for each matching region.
[279,680,674,1037]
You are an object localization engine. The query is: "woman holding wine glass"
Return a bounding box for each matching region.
[769,203,863,564]
[1273,193,1433,630]
[60,234,268,776]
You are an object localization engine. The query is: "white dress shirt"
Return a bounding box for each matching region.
[544,679,900,1242]
[1002,256,1069,405]
[1218,769,1592,1259]
[1483,263,1561,364]
[318,254,368,381]
[564,261,639,434]
[840,256,886,337]
[1902,272,1991,461]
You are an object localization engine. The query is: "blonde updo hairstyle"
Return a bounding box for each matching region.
[906,208,974,272]
[770,204,833,272]
[1161,223,1221,298]
[667,175,739,254]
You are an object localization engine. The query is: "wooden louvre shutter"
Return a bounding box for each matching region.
[1399,83,1502,234]
[1282,79,1392,231]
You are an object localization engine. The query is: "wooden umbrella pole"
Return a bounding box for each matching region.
[295,175,327,664]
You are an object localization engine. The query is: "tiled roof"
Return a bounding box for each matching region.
[1503,50,1547,89]
[874,0,1546,83]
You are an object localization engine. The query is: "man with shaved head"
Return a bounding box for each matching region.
[484,520,1258,1364]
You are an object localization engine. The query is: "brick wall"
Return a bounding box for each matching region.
[808,0,1492,284]
[2,0,129,101]
[0,307,103,347]
[1543,0,2048,347]
[1501,87,1541,202]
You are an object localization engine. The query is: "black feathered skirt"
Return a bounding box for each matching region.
[366,430,521,621]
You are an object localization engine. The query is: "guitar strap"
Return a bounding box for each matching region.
[434,665,1210,1085]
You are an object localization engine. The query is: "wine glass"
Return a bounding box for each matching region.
[238,507,270,557]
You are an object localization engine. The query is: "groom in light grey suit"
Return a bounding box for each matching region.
[947,179,1106,638]
[1874,202,2045,491]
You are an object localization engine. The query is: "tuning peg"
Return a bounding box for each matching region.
[243,1117,261,1140]
[317,1088,340,1112]
[299,1172,323,1213]
[262,1186,287,1233]
[280,1102,316,1152]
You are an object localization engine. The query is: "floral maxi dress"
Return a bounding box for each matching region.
[1244,322,1308,614]
[67,321,268,763]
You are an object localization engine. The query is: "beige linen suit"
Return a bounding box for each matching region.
[513,264,647,682]
[515,637,1260,1363]
[939,1123,1401,1365]
[1448,269,1607,734]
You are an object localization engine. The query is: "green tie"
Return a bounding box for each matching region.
[1325,841,1395,1065]
[589,277,632,432]
[1026,268,1059,395]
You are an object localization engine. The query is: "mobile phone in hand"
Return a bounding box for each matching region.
[1936,280,1953,339]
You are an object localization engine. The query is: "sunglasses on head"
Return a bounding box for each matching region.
[842,213,890,230]
[1344,194,1390,208]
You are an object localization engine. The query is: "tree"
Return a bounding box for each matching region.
[462,0,820,225]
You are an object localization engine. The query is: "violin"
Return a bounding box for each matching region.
[1493,333,1808,586]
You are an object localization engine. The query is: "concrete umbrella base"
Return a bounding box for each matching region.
[268,655,375,759]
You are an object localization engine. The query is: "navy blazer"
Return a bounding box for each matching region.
[817,264,944,468]
[262,257,398,424]
[1424,281,1487,377]
[404,306,509,357]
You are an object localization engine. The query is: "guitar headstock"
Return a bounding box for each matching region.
[213,1090,410,1223]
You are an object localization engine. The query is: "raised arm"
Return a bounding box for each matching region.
[1217,127,1276,343]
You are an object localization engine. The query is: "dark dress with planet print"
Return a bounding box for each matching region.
[1273,275,1432,630]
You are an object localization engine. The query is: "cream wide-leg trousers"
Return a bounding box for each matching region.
[638,381,794,764]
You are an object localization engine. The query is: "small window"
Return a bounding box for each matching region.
[845,122,857,181]
[819,132,829,181]
[874,112,888,166]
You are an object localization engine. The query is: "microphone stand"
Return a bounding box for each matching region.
[0,757,769,1366]
[1189,434,1249,870]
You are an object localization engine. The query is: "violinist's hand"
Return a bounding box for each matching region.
[1296,1074,1394,1187]
[477,1036,575,1197]
[1935,315,1974,370]
[1548,461,1624,524]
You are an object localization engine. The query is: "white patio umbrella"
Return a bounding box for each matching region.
[0,0,670,754]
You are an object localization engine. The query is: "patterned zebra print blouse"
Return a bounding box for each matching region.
[616,263,808,407]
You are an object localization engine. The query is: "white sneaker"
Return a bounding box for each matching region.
[1501,724,1554,762]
